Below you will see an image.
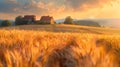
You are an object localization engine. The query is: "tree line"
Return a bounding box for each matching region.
[0,16,74,27]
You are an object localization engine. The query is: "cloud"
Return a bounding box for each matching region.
[0,0,53,15]
[0,0,118,20]
[0,0,67,19]
[64,0,114,10]
[0,0,18,13]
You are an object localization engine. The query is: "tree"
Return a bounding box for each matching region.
[15,16,27,25]
[1,20,12,27]
[64,16,74,24]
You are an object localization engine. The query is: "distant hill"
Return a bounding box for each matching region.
[55,19,65,23]
[74,20,101,27]
[55,19,78,23]
[56,18,120,28]
[93,18,120,28]
[55,19,100,27]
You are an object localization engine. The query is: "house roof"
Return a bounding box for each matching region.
[40,16,53,21]
[23,15,36,20]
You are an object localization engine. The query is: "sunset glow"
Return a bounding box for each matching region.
[0,0,120,20]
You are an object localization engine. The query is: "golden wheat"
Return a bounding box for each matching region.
[0,30,119,67]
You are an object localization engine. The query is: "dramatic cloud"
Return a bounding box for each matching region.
[0,0,18,13]
[0,0,119,20]
[0,0,65,19]
[64,0,115,10]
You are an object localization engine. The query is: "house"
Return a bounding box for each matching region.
[40,16,55,24]
[23,15,36,24]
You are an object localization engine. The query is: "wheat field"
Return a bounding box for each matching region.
[0,29,119,67]
[1,24,120,34]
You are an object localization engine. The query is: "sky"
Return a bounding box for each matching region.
[0,0,120,20]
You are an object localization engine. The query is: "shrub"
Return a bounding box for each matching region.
[1,20,12,27]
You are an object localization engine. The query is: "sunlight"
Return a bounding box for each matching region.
[88,16,95,19]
